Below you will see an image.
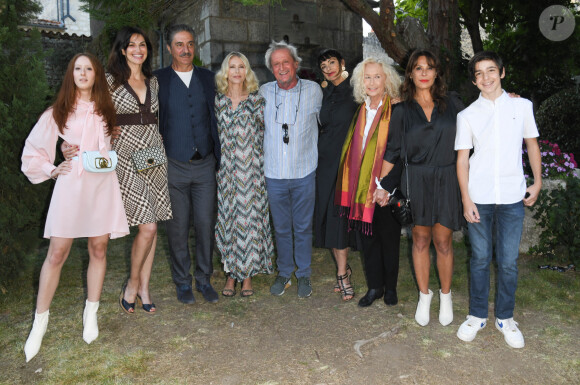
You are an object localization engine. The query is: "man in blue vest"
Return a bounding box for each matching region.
[154,24,221,304]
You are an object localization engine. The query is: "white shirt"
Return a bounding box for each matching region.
[363,97,383,154]
[455,90,539,204]
[174,69,193,87]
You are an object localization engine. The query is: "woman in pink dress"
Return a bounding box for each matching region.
[21,53,129,362]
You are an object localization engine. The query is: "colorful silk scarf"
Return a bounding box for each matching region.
[335,94,392,234]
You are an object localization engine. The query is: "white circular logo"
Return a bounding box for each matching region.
[539,5,576,42]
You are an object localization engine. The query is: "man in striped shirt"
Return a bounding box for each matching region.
[260,40,322,298]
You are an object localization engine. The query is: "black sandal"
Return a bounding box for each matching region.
[136,295,156,313]
[240,278,254,297]
[119,283,135,314]
[334,264,352,293]
[337,272,355,301]
[241,289,254,297]
[222,276,237,297]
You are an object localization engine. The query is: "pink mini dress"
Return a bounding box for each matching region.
[22,99,129,239]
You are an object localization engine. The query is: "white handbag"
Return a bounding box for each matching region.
[82,150,118,173]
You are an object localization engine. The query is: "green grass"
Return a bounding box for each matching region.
[0,230,578,383]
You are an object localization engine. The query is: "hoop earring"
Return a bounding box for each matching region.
[341,66,349,79]
[321,80,328,88]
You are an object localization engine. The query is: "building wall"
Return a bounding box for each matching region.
[37,0,91,36]
[160,0,363,82]
[41,33,93,89]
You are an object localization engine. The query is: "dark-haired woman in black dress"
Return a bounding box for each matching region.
[314,49,358,301]
[375,50,464,326]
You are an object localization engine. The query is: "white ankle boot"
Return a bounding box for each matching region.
[83,300,99,344]
[439,289,453,326]
[415,289,433,326]
[24,309,49,362]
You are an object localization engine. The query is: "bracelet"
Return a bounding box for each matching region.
[374,177,384,190]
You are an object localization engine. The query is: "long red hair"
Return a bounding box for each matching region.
[52,53,116,135]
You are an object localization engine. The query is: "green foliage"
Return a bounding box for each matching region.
[0,0,52,287]
[530,177,580,265]
[80,0,167,59]
[536,87,580,159]
[481,0,580,105]
[395,0,429,27]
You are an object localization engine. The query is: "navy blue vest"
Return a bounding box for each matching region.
[162,71,212,162]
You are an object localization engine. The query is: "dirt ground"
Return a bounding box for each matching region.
[2,234,579,384]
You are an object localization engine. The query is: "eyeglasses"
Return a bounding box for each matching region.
[282,123,289,144]
[275,80,302,145]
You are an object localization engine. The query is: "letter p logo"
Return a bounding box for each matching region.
[539,6,575,41]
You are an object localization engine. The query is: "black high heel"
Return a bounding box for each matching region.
[119,283,135,314]
[334,264,352,293]
[136,295,156,313]
[337,272,355,301]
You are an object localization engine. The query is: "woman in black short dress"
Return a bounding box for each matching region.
[376,50,464,326]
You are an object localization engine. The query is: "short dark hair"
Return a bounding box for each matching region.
[317,48,343,68]
[165,24,195,46]
[468,51,504,82]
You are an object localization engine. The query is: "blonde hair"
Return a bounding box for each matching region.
[351,55,402,104]
[215,52,260,94]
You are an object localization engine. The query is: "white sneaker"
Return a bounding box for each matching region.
[495,317,525,348]
[457,315,487,342]
[414,289,433,326]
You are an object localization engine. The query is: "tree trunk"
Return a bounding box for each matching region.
[341,0,462,85]
[460,0,484,54]
[427,0,461,87]
[341,0,408,63]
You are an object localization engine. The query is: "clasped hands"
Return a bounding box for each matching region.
[372,188,391,207]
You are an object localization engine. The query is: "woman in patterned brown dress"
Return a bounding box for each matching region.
[108,27,172,313]
[215,52,274,297]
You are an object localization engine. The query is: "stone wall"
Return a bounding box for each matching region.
[40,32,93,89]
[159,0,363,82]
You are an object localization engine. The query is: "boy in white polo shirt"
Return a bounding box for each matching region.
[454,51,542,348]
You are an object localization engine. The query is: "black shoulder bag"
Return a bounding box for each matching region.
[389,105,413,226]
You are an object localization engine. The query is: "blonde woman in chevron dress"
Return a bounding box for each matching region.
[215,52,274,297]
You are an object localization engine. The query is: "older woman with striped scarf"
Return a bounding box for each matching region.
[335,55,403,308]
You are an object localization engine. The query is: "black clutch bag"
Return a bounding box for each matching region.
[389,188,413,226]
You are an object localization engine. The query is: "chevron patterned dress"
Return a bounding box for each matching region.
[215,91,274,281]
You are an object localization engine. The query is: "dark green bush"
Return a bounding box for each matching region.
[530,177,580,266]
[536,88,580,160]
[0,1,52,288]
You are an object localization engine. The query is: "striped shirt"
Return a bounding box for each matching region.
[260,78,322,179]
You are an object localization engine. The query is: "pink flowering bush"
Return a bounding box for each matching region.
[523,140,577,180]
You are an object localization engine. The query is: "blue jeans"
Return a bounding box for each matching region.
[266,172,315,278]
[468,201,524,319]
